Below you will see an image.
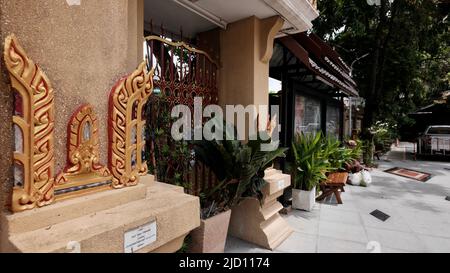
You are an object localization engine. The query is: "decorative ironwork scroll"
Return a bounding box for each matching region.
[4,34,55,212]
[55,104,112,200]
[144,35,219,112]
[108,62,154,188]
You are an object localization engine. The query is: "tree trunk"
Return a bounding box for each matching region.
[362,0,390,134]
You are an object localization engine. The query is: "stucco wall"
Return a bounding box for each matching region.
[219,16,283,139]
[0,0,143,212]
[220,16,283,108]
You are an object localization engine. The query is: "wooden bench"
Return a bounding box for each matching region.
[316,172,348,204]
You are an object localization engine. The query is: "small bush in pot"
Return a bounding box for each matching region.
[189,119,287,252]
[291,132,331,211]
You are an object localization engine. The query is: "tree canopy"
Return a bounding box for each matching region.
[313,0,449,138]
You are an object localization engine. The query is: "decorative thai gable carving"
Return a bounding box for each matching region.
[55,104,112,200]
[108,62,154,188]
[4,34,55,212]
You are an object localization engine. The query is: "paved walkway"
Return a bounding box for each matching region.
[225,143,450,253]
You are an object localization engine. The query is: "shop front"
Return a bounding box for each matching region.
[269,32,359,146]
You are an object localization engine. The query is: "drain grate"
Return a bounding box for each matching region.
[370,210,390,222]
[446,196,450,201]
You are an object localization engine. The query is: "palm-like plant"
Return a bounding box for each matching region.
[291,132,331,191]
[193,120,287,219]
[323,136,355,171]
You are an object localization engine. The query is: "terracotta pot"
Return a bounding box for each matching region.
[188,210,231,253]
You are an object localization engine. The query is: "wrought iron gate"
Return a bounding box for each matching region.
[144,33,219,195]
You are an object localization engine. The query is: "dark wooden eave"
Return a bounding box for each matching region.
[276,33,359,97]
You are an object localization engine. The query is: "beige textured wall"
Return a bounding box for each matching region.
[219,17,256,108]
[219,16,283,138]
[0,0,144,213]
[220,16,283,108]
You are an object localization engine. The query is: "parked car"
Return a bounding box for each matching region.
[417,125,450,156]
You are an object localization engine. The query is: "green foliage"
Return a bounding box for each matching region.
[292,133,363,191]
[369,121,397,152]
[314,0,449,135]
[193,119,287,219]
[176,234,192,253]
[323,137,355,171]
[291,133,331,191]
[362,139,375,166]
[347,139,363,162]
[145,94,192,189]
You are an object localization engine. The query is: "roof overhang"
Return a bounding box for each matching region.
[263,0,319,35]
[144,0,319,39]
[277,34,359,97]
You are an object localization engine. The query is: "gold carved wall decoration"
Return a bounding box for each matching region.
[4,34,55,212]
[55,104,112,200]
[108,62,154,188]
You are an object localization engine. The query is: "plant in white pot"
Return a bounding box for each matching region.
[291,133,330,211]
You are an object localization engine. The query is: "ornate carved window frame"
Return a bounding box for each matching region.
[55,104,112,200]
[4,34,55,212]
[108,62,154,188]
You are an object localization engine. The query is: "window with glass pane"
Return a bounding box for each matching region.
[326,104,341,139]
[294,95,322,135]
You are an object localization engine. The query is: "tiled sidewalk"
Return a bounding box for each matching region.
[225,143,450,253]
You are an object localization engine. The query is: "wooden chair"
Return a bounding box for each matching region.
[316,172,348,204]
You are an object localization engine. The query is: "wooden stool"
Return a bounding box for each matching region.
[316,172,348,204]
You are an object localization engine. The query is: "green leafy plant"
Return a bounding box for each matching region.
[176,234,192,253]
[370,121,397,153]
[346,139,363,162]
[343,139,364,173]
[193,119,287,219]
[291,132,331,192]
[145,94,192,189]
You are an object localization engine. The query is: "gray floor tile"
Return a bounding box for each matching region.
[276,232,317,253]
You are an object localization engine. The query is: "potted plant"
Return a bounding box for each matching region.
[323,136,356,172]
[291,133,330,211]
[186,135,236,254]
[189,119,287,252]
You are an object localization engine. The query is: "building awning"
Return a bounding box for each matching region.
[145,0,319,39]
[276,32,359,97]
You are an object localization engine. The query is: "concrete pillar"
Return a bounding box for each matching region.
[219,16,284,109]
[0,0,143,189]
[0,0,199,252]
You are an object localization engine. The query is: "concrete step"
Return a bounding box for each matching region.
[4,179,200,253]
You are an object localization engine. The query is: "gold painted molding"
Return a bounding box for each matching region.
[108,62,154,188]
[4,34,55,212]
[55,104,112,201]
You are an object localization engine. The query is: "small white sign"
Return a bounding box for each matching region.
[124,221,157,253]
[277,180,285,190]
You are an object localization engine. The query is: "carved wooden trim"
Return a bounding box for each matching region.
[55,104,112,200]
[4,34,55,212]
[108,62,154,188]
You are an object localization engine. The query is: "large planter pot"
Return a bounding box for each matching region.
[292,187,316,211]
[188,210,231,253]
